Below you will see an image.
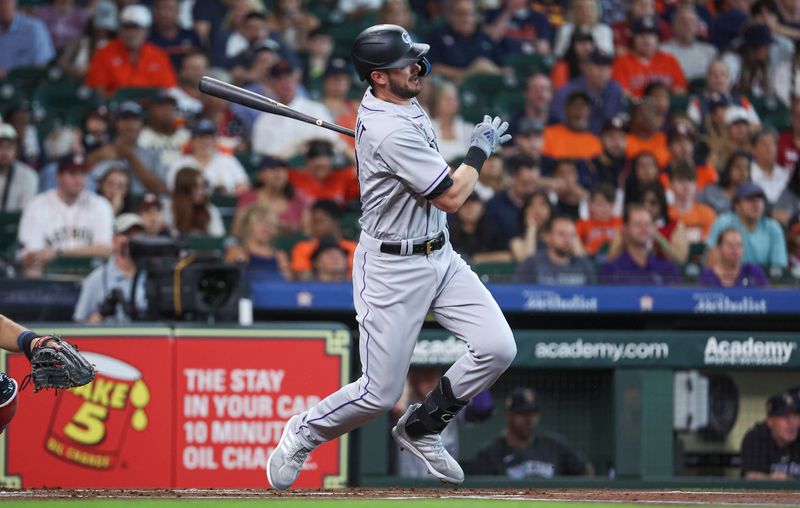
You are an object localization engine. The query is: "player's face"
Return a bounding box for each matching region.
[767,413,800,446]
[385,63,423,99]
[508,411,538,441]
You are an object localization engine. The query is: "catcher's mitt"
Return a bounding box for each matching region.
[24,336,96,392]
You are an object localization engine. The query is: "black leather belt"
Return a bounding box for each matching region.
[380,231,446,255]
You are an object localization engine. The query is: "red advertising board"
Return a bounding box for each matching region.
[0,325,350,489]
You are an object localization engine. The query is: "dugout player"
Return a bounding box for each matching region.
[740,392,800,480]
[267,24,516,489]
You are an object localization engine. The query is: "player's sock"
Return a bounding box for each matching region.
[404,376,467,437]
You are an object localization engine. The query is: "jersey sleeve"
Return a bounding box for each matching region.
[377,128,451,197]
[740,428,771,476]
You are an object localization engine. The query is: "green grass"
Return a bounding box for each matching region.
[0,500,782,508]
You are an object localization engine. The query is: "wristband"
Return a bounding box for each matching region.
[17,331,37,362]
[462,146,488,175]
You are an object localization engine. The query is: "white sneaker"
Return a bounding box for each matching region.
[266,414,313,490]
[391,404,464,484]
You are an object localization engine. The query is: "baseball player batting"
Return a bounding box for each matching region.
[267,24,516,489]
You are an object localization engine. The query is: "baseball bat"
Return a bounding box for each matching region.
[198,76,356,138]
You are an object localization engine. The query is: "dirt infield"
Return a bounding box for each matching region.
[1,488,800,504]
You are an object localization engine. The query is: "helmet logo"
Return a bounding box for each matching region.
[401,31,411,46]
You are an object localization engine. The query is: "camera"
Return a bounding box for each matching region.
[128,237,242,323]
[98,288,130,319]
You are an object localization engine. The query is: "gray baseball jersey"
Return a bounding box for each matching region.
[291,87,516,457]
[355,89,449,241]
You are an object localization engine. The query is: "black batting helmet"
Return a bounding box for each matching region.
[351,24,431,81]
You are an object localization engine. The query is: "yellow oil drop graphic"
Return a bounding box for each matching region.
[129,380,151,431]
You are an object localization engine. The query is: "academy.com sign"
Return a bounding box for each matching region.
[704,337,797,365]
[535,338,669,362]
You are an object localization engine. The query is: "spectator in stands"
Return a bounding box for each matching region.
[588,115,627,188]
[321,58,359,151]
[549,27,596,90]
[510,117,545,163]
[509,190,553,263]
[554,0,614,58]
[287,139,357,205]
[513,215,595,285]
[778,98,800,169]
[775,160,800,225]
[87,101,167,195]
[541,91,603,169]
[698,151,752,214]
[136,193,168,237]
[484,154,540,254]
[699,228,769,287]
[221,11,298,72]
[740,392,800,480]
[483,0,553,55]
[80,105,111,154]
[551,159,588,219]
[168,118,250,196]
[707,182,788,268]
[148,0,202,71]
[659,5,717,82]
[599,203,681,285]
[96,166,132,217]
[426,0,509,85]
[191,0,228,50]
[687,59,761,129]
[199,87,247,152]
[311,235,351,282]
[236,155,311,236]
[722,24,777,99]
[749,1,797,88]
[169,50,208,121]
[448,193,489,261]
[226,205,290,281]
[469,387,594,478]
[620,151,661,210]
[669,163,717,245]
[0,123,37,212]
[474,153,506,202]
[550,49,624,136]
[788,221,800,276]
[711,0,750,50]
[509,74,552,137]
[661,122,717,191]
[611,0,671,55]
[431,80,475,163]
[229,43,279,133]
[751,129,791,210]
[267,0,320,54]
[612,16,686,97]
[0,0,55,78]
[576,183,621,256]
[138,90,190,171]
[73,213,147,323]
[300,27,334,92]
[34,0,89,52]
[85,5,177,97]
[162,166,225,238]
[252,59,339,158]
[626,98,669,168]
[713,106,756,170]
[4,104,40,170]
[18,153,113,278]
[56,0,117,79]
[290,200,357,280]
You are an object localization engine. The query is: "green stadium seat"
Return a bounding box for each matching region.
[185,235,226,256]
[669,94,690,115]
[494,89,524,118]
[459,74,516,124]
[7,66,49,91]
[688,78,706,95]
[108,87,161,109]
[33,80,99,127]
[45,256,99,278]
[274,232,308,254]
[340,211,361,241]
[471,261,518,284]
[0,211,21,264]
[506,53,552,81]
[749,95,791,131]
[687,242,707,264]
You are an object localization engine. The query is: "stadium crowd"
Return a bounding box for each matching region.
[3,0,800,311]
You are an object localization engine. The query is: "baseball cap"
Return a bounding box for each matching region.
[136,193,162,213]
[150,88,177,106]
[253,39,279,55]
[707,92,730,111]
[506,387,540,413]
[120,5,152,28]
[57,153,89,173]
[743,24,772,48]
[0,123,17,141]
[312,235,347,262]
[767,392,799,416]
[93,0,118,31]
[115,101,143,119]
[191,118,217,137]
[724,106,750,126]
[270,59,295,78]
[517,117,544,135]
[667,123,696,144]
[566,89,592,106]
[632,16,660,36]
[734,182,767,202]
[601,114,627,133]
[114,213,145,235]
[588,49,614,66]
[325,58,353,78]
[256,155,289,171]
